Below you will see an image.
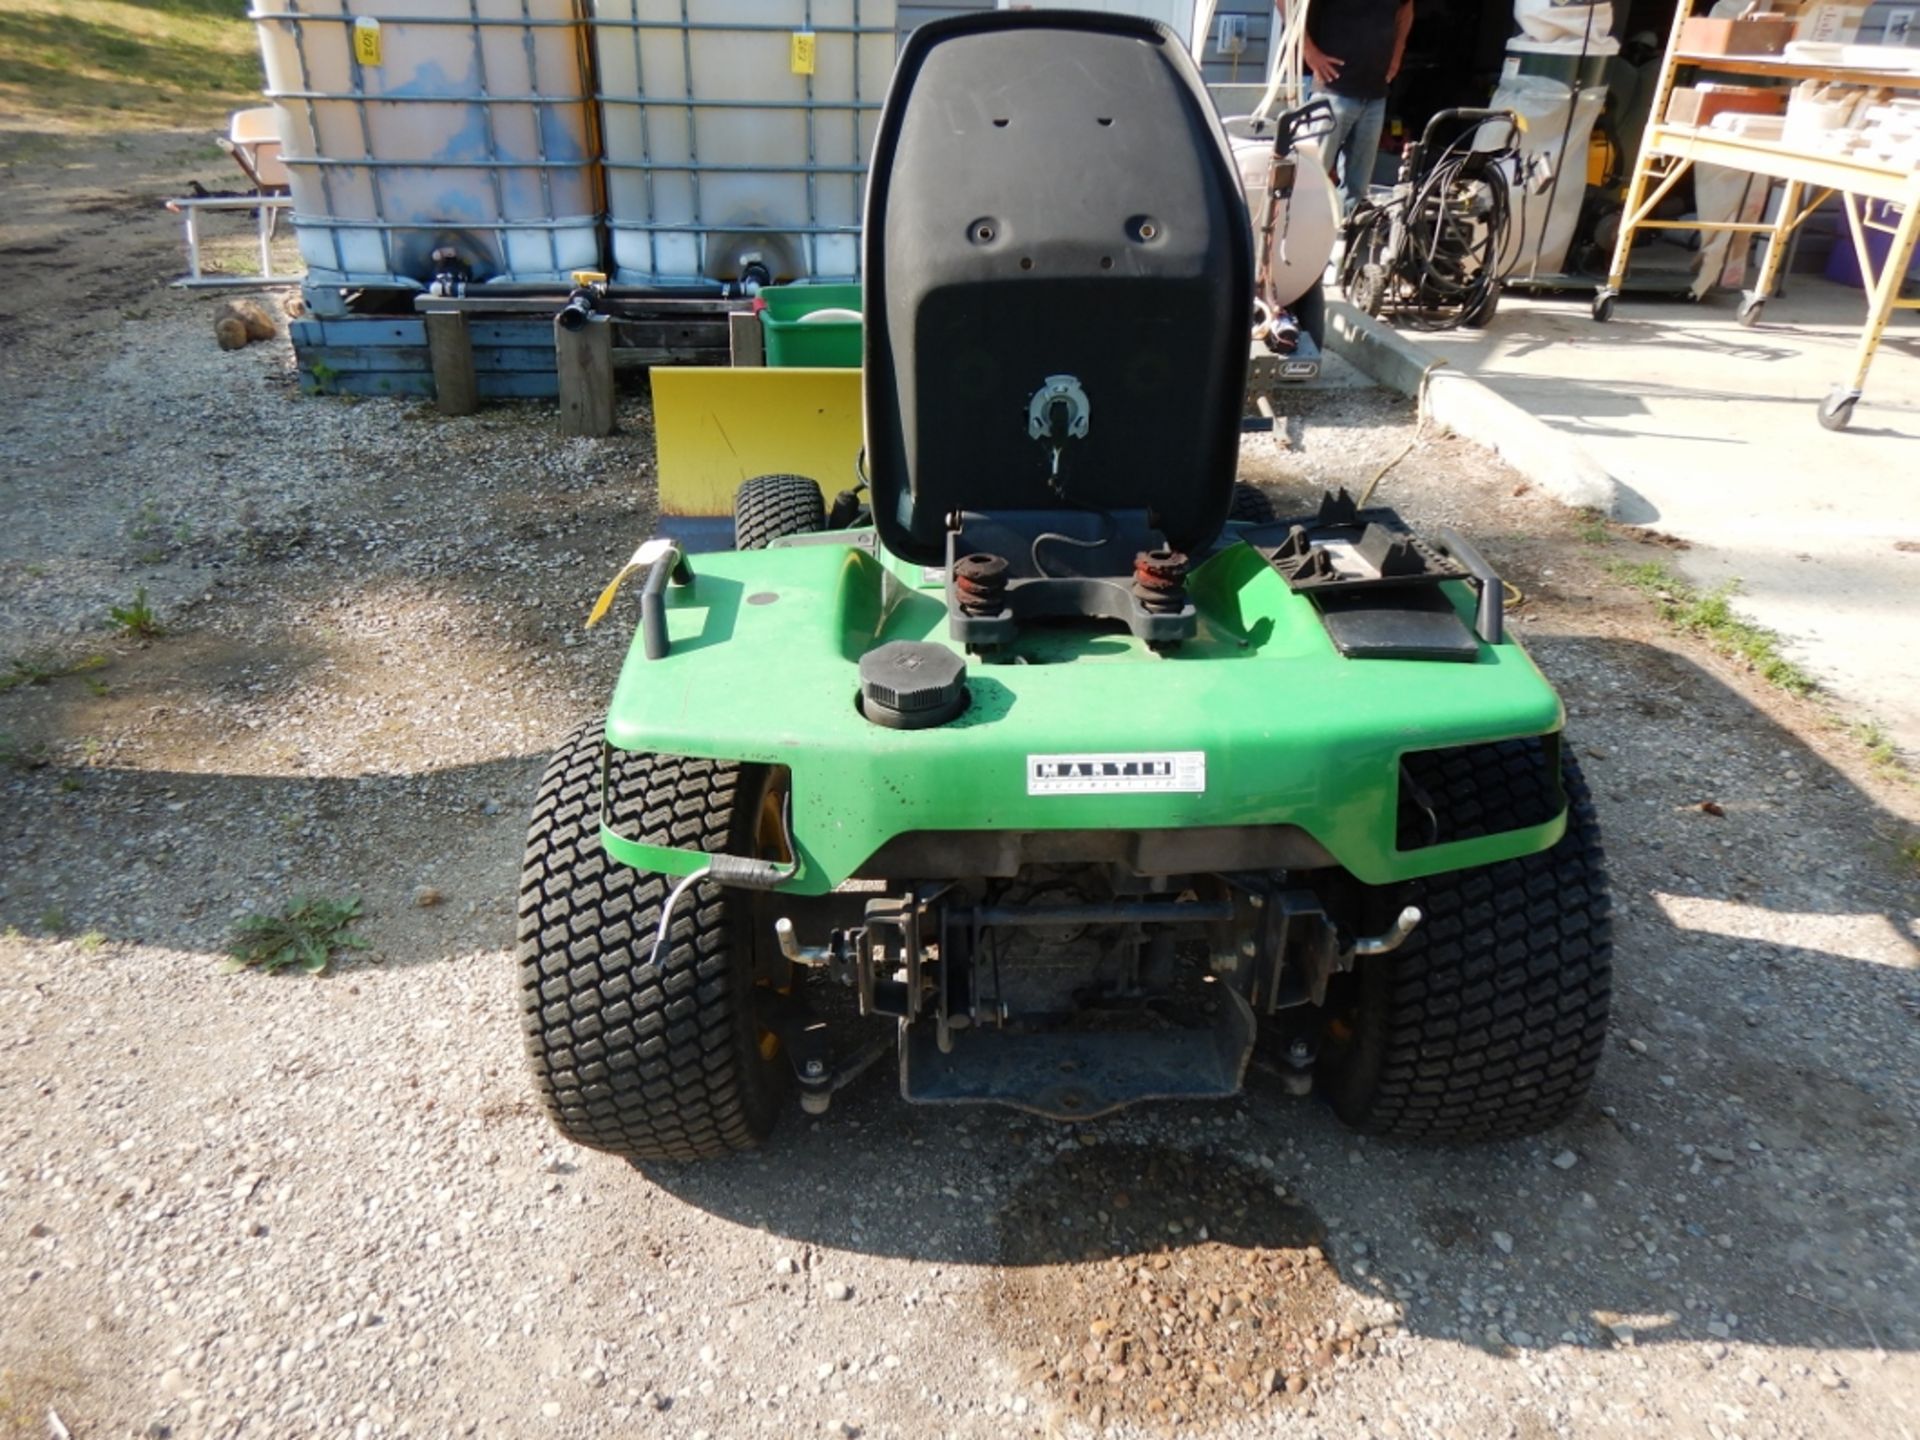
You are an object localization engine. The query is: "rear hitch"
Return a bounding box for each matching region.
[1352,906,1422,956]
[1232,883,1423,1011]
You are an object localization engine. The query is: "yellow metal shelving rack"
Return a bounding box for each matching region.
[1591,11,1920,429]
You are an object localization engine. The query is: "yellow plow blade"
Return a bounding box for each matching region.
[650,367,863,517]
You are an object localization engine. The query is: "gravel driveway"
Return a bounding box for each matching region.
[2,130,1918,1440]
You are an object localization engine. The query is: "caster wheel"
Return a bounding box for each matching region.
[1817,389,1859,432]
[1591,291,1616,323]
[1463,281,1501,329]
[1736,295,1765,328]
[1349,263,1387,319]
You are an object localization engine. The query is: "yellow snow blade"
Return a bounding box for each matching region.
[650,367,862,517]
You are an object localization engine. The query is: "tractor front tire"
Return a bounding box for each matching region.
[733,473,825,550]
[1324,752,1612,1140]
[519,721,786,1162]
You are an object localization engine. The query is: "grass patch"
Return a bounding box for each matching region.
[1,651,108,693]
[0,733,51,771]
[0,0,262,130]
[0,655,59,692]
[1852,719,1901,772]
[1574,509,1611,546]
[108,587,164,640]
[224,894,369,975]
[1605,559,1817,697]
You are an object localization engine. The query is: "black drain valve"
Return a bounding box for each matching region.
[858,641,969,729]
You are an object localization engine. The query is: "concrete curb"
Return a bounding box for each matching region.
[1325,300,1619,516]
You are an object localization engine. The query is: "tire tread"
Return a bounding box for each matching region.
[1333,751,1612,1140]
[518,722,776,1161]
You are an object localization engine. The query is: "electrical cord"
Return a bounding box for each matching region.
[1356,363,1436,507]
[1030,501,1118,579]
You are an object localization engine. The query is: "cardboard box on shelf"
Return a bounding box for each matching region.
[1795,3,1868,44]
[1679,14,1797,54]
[1666,83,1791,125]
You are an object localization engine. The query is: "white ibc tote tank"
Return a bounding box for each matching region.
[590,0,899,286]
[253,0,601,289]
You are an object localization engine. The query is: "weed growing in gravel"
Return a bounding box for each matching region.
[0,654,58,691]
[1,651,108,692]
[1575,510,1612,546]
[1604,560,1816,697]
[224,895,370,976]
[1852,720,1903,774]
[108,588,164,640]
[0,732,51,770]
[1902,836,1920,873]
[38,907,66,934]
[77,930,106,952]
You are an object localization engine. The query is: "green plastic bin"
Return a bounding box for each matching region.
[760,283,863,368]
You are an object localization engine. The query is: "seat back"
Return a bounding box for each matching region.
[863,12,1253,565]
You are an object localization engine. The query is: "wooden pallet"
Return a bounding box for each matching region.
[292,317,549,398]
[290,309,734,401]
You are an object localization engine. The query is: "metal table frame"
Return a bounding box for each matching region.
[165,194,300,288]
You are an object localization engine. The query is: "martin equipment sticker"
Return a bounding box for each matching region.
[1027,751,1206,796]
[790,31,817,74]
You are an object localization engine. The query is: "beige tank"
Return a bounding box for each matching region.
[253,0,601,288]
[591,0,899,285]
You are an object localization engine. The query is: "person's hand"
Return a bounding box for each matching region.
[1303,35,1344,88]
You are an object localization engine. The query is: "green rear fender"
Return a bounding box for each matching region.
[600,538,1565,894]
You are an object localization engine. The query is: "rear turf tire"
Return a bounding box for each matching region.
[1229,482,1278,524]
[733,473,825,550]
[1324,752,1612,1140]
[519,721,787,1162]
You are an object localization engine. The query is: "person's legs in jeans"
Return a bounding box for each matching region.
[1314,90,1389,213]
[1320,90,1363,187]
[1336,96,1387,211]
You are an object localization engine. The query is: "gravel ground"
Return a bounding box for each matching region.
[3,128,1919,1440]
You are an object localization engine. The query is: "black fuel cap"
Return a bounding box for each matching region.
[858,641,968,729]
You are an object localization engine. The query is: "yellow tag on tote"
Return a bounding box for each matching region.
[353,17,383,67]
[790,31,817,75]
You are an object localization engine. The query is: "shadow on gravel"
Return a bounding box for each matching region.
[643,637,1918,1365]
[0,754,544,965]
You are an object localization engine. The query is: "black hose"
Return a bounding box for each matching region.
[1387,125,1519,331]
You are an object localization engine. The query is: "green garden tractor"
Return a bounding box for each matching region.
[519,10,1611,1163]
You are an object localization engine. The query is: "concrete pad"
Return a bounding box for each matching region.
[1406,278,1920,755]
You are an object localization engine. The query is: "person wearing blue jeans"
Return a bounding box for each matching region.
[1279,0,1414,212]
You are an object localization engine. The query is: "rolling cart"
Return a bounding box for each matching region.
[1592,6,1920,430]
